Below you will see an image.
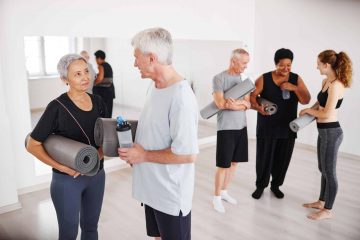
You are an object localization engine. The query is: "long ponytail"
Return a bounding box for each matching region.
[318,50,353,87]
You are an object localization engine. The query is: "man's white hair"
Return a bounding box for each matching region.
[131,27,173,65]
[231,48,249,60]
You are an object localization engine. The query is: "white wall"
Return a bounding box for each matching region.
[0,56,20,211]
[253,0,360,155]
[0,0,255,210]
[106,39,254,114]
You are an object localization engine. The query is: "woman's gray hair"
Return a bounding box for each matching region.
[57,54,87,79]
[131,27,173,65]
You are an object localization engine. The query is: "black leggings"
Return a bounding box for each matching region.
[317,125,343,210]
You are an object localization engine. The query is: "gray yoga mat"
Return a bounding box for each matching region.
[257,97,278,115]
[289,114,315,132]
[94,118,138,157]
[25,133,100,176]
[200,78,255,119]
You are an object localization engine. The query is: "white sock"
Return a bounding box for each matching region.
[220,190,237,205]
[213,195,225,213]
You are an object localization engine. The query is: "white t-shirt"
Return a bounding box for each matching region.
[133,80,199,216]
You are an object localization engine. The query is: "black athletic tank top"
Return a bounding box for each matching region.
[317,88,343,108]
[257,71,299,139]
[103,62,113,78]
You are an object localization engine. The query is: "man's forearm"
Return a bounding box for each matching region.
[145,148,196,164]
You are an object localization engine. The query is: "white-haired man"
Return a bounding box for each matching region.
[212,49,251,213]
[118,27,198,240]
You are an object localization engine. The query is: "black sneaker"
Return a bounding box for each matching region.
[271,187,284,199]
[252,188,264,199]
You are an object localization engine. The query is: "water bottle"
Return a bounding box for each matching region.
[116,116,133,148]
[282,89,290,100]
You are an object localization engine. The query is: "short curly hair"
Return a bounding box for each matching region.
[57,54,87,80]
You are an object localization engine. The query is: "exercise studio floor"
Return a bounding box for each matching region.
[1,105,359,239]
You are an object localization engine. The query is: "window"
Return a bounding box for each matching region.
[24,36,78,77]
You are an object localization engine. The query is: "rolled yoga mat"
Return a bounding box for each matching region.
[257,97,278,115]
[289,114,315,132]
[200,78,255,119]
[25,133,100,176]
[94,118,138,157]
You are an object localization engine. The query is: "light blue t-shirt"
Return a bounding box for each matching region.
[213,71,247,131]
[132,80,199,216]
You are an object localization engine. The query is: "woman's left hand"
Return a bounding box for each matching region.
[98,147,104,160]
[299,109,309,116]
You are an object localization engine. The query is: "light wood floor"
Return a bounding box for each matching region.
[1,137,359,239]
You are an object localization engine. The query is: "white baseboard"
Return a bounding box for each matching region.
[295,142,360,161]
[0,202,22,214]
[17,182,50,195]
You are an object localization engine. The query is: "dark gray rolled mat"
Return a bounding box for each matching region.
[289,114,315,132]
[200,78,255,119]
[257,97,278,115]
[94,118,138,157]
[25,133,100,176]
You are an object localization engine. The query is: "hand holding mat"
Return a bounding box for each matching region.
[257,97,278,115]
[94,118,138,157]
[25,133,100,176]
[289,104,319,132]
[200,78,255,119]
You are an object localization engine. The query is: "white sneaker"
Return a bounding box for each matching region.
[221,190,237,205]
[213,196,225,213]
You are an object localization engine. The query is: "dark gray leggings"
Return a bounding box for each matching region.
[317,127,343,210]
[50,169,105,240]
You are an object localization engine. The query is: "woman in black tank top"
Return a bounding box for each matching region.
[250,48,311,200]
[300,50,352,220]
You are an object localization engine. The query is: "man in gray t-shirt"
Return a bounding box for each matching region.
[118,28,198,240]
[212,48,251,213]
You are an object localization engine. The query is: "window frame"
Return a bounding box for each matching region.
[25,36,78,79]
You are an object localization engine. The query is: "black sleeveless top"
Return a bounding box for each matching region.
[94,61,115,98]
[103,62,113,78]
[257,71,299,139]
[317,88,343,108]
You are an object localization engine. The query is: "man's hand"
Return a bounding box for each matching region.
[118,144,146,164]
[225,98,251,110]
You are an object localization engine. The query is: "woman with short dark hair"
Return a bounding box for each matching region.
[250,48,311,200]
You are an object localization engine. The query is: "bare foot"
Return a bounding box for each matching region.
[307,209,333,220]
[302,200,324,210]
